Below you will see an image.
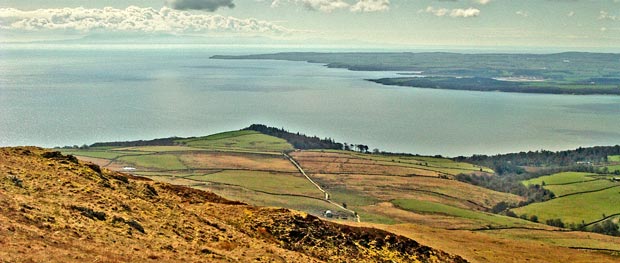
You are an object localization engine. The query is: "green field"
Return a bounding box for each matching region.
[392,199,532,228]
[118,154,187,170]
[187,170,323,198]
[605,165,620,173]
[608,155,620,162]
[512,186,620,224]
[178,130,293,152]
[543,179,617,197]
[523,172,598,186]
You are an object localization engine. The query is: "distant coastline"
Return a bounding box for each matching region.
[212,52,620,95]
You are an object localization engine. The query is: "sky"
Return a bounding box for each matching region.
[1,0,619,50]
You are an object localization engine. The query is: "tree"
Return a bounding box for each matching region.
[529,215,539,223]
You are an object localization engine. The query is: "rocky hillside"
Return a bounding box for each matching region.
[0,147,466,263]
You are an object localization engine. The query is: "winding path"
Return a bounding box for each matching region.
[284,153,361,222]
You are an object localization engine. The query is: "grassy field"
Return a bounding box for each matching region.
[118,154,187,170]
[58,128,620,262]
[543,179,617,196]
[312,173,522,210]
[605,165,620,173]
[178,152,297,172]
[512,186,620,224]
[608,155,620,162]
[379,223,620,263]
[291,150,489,177]
[186,170,323,198]
[177,130,293,152]
[523,172,599,186]
[302,150,493,175]
[393,199,531,228]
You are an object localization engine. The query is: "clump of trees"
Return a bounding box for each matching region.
[246,124,375,153]
[589,220,620,236]
[454,145,620,168]
[246,124,343,150]
[90,137,180,147]
[456,173,555,207]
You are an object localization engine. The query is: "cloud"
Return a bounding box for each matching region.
[0,6,291,34]
[166,0,235,11]
[270,0,389,13]
[599,11,618,21]
[567,11,575,17]
[423,6,480,18]
[515,10,529,17]
[350,0,390,12]
[271,0,349,12]
[474,0,491,4]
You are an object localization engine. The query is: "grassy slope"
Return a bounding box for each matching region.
[523,172,598,185]
[187,170,324,199]
[543,179,617,196]
[178,130,293,152]
[118,154,187,170]
[393,199,533,228]
[1,147,466,263]
[513,187,620,224]
[57,129,620,262]
[608,155,620,162]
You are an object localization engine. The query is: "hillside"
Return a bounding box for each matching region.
[0,147,466,263]
[57,127,620,262]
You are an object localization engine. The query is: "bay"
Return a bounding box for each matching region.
[1,45,619,156]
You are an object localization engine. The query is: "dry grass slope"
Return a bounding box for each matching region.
[0,147,466,263]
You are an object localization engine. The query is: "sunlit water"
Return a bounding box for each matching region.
[1,45,619,156]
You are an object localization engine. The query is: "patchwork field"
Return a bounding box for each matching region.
[59,129,620,262]
[516,171,620,225]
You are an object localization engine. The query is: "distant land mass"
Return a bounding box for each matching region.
[212,52,620,95]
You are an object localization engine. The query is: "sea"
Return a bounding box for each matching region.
[1,44,619,157]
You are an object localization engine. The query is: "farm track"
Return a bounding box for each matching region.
[285,153,361,222]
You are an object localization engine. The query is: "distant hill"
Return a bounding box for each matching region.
[212,52,620,95]
[0,147,466,263]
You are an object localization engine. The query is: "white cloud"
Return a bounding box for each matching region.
[423,6,480,18]
[515,10,529,17]
[270,0,389,13]
[350,0,390,13]
[599,11,618,21]
[567,11,575,17]
[474,0,491,5]
[0,6,291,34]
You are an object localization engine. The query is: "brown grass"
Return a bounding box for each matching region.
[291,151,441,177]
[0,147,465,263]
[312,173,522,210]
[178,152,298,172]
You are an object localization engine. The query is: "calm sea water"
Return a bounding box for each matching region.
[1,45,619,156]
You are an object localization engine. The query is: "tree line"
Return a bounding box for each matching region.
[245,124,373,152]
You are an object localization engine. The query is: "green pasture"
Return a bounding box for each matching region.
[177,130,293,152]
[187,170,323,198]
[512,186,620,224]
[118,154,187,170]
[523,172,598,186]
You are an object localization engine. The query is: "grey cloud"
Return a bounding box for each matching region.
[166,0,235,11]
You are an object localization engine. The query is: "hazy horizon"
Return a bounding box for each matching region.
[2,0,619,50]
